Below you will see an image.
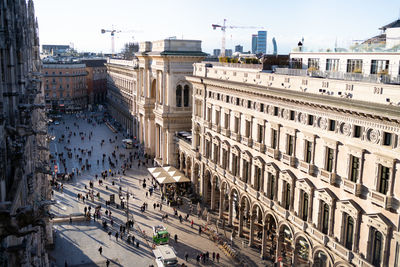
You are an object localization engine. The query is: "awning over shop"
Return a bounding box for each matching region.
[156,176,177,184]
[147,166,191,184]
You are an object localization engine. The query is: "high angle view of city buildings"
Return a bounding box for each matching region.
[1,0,400,266]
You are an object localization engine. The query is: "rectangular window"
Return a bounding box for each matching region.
[305,140,312,163]
[247,100,252,108]
[226,95,229,103]
[347,59,363,73]
[326,59,339,72]
[349,155,360,182]
[224,113,229,129]
[215,110,220,126]
[378,165,390,194]
[353,125,361,138]
[290,111,295,120]
[287,135,294,156]
[236,98,240,106]
[321,202,329,234]
[291,58,302,69]
[308,58,320,70]
[257,124,263,143]
[308,115,314,126]
[274,107,279,116]
[329,120,336,131]
[271,129,278,149]
[269,174,275,200]
[234,117,239,133]
[260,103,264,112]
[245,120,251,137]
[371,60,389,75]
[326,148,334,172]
[383,132,392,146]
[207,107,211,122]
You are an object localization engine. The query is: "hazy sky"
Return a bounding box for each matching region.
[34,0,400,54]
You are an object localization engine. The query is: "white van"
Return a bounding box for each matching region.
[122,139,133,149]
[153,245,178,267]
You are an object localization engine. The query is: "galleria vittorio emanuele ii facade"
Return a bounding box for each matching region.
[107,38,400,266]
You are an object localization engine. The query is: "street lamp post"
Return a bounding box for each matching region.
[126,190,130,234]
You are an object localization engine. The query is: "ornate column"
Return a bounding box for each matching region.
[249,213,256,246]
[228,196,233,226]
[261,224,267,258]
[179,155,184,172]
[219,189,224,219]
[210,180,216,210]
[238,205,244,237]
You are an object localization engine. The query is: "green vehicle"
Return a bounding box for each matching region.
[153,225,170,245]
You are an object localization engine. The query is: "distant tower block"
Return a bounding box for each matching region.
[272,37,277,55]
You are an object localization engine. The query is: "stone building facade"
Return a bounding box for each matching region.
[0,0,51,266]
[82,59,107,105]
[177,62,400,267]
[106,39,206,165]
[42,62,87,112]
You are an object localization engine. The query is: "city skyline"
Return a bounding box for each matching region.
[34,0,399,54]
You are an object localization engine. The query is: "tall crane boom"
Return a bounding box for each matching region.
[212,19,264,57]
[101,27,121,56]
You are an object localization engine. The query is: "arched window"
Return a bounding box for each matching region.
[302,192,309,221]
[372,228,383,266]
[321,203,329,234]
[183,85,190,107]
[285,183,291,210]
[344,214,354,250]
[176,85,182,107]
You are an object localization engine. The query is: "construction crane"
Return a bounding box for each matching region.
[212,19,264,57]
[101,27,121,56]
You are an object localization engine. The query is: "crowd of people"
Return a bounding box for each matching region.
[51,111,227,267]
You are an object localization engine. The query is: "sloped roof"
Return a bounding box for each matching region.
[380,19,400,30]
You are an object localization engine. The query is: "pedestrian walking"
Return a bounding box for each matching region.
[216,253,220,263]
[153,203,156,210]
[174,234,178,243]
[191,219,194,228]
[98,246,102,255]
[159,203,162,211]
[106,259,110,267]
[185,252,189,262]
[198,226,202,235]
[196,255,200,264]
[108,231,112,239]
[115,232,119,241]
[212,252,215,261]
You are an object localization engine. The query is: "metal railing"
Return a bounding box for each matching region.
[202,61,263,70]
[274,68,400,85]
